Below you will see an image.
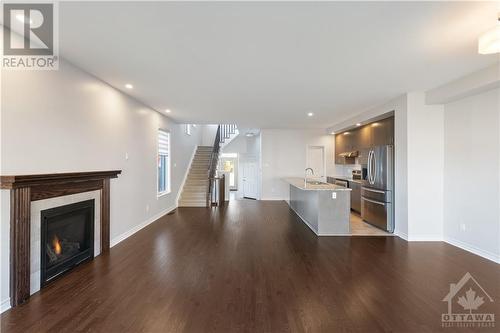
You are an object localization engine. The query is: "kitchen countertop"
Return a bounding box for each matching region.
[283,177,351,191]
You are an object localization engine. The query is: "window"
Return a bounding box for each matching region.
[158,129,170,195]
[184,124,192,136]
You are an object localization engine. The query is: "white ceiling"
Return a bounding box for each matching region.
[59,1,499,128]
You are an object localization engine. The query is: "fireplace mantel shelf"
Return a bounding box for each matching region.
[1,170,121,189]
[1,170,121,308]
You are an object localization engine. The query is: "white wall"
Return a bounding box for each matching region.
[443,88,500,262]
[201,124,218,146]
[0,59,203,310]
[426,63,500,105]
[260,129,335,201]
[223,134,261,157]
[406,92,444,240]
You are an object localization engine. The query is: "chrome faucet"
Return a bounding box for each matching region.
[304,168,314,187]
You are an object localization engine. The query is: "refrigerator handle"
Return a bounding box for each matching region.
[372,150,377,184]
[368,150,375,184]
[367,150,372,184]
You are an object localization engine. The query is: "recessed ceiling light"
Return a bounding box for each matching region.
[343,132,350,135]
[125,84,133,89]
[330,131,335,135]
[307,112,314,117]
[356,123,362,127]
[165,109,171,113]
[246,133,254,137]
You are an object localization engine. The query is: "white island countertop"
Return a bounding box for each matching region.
[283,177,351,191]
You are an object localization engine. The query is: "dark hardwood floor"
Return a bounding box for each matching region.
[1,200,499,332]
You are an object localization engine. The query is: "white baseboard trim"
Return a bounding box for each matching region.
[444,236,500,264]
[407,234,443,242]
[176,146,198,205]
[110,205,177,248]
[394,230,408,241]
[1,298,11,314]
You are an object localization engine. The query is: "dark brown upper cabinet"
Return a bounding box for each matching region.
[334,116,394,164]
[358,125,372,149]
[334,134,345,164]
[371,117,394,146]
[342,131,357,151]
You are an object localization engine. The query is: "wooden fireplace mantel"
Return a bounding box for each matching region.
[0,170,121,307]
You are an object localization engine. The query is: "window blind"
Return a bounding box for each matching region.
[158,130,169,155]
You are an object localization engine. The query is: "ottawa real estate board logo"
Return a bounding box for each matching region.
[442,272,495,328]
[2,2,58,70]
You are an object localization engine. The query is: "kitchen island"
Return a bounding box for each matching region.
[283,178,351,235]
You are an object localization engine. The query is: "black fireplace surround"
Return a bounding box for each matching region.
[40,199,94,287]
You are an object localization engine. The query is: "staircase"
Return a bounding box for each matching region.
[178,146,212,207]
[178,125,238,207]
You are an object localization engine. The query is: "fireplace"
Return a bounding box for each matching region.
[40,199,95,287]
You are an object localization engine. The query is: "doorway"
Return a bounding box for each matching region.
[241,159,259,199]
[306,145,325,180]
[220,153,238,191]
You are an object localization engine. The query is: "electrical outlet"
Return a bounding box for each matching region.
[332,192,337,199]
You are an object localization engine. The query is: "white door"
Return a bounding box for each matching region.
[242,161,258,199]
[306,146,325,179]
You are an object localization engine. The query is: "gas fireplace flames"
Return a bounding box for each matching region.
[52,235,62,255]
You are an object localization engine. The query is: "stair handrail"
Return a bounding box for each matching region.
[207,125,221,206]
[207,124,237,206]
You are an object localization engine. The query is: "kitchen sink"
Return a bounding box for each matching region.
[306,180,327,185]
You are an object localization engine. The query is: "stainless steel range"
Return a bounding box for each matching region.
[361,145,394,232]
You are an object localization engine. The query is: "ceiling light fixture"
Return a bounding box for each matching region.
[330,131,335,135]
[478,14,500,54]
[165,109,171,113]
[125,83,133,89]
[246,133,254,137]
[356,123,362,127]
[307,112,314,117]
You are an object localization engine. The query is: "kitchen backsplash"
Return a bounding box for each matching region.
[334,164,362,177]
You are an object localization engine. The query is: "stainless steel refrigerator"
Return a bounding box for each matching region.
[361,145,394,232]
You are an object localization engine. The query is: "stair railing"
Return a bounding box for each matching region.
[207,125,221,206]
[207,124,236,206]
